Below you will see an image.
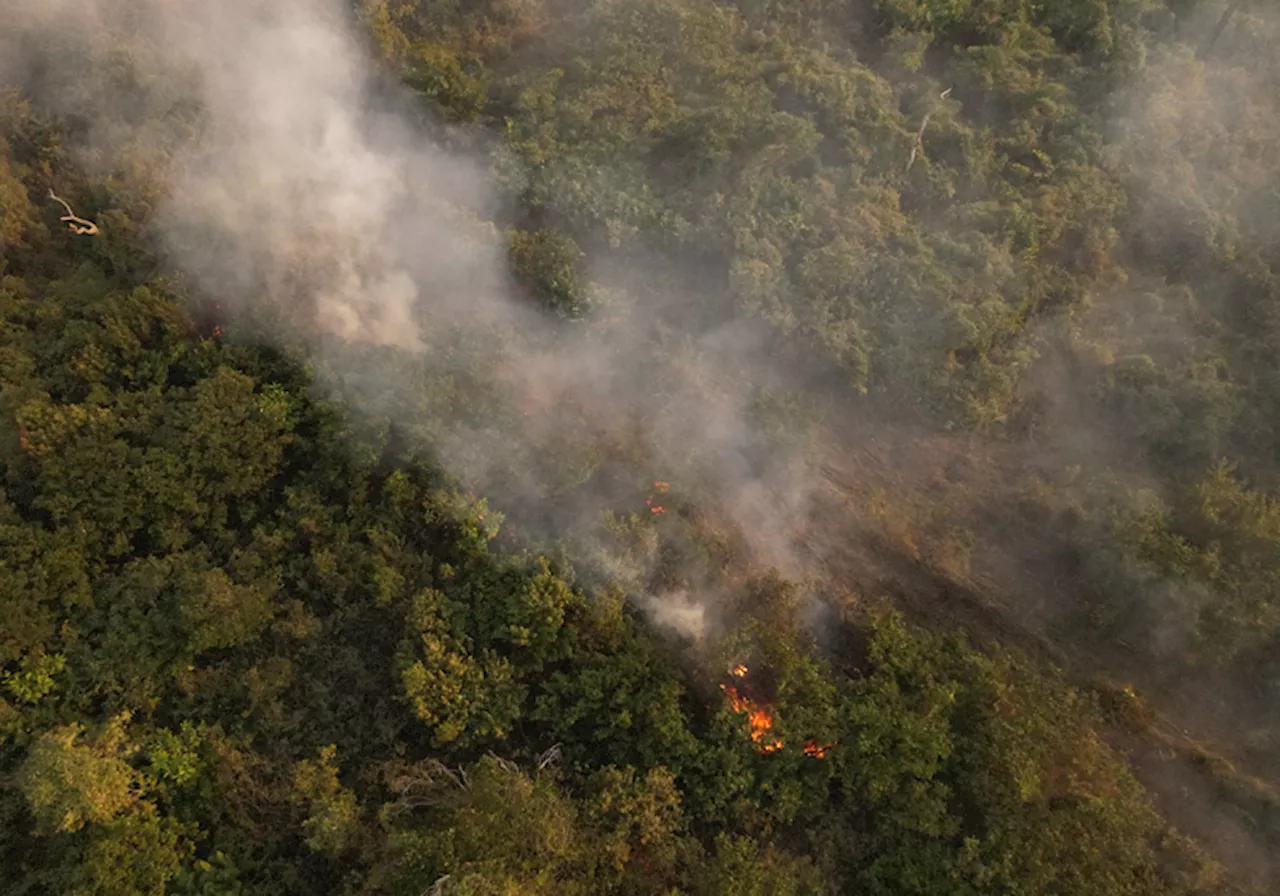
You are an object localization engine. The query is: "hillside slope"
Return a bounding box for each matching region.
[2,0,1280,893]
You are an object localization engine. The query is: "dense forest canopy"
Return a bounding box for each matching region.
[2,0,1280,893]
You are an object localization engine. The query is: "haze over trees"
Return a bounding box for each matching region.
[1,0,1279,893]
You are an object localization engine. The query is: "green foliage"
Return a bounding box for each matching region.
[18,714,142,834]
[71,814,193,896]
[3,653,67,705]
[697,833,826,895]
[0,145,36,248]
[509,228,591,317]
[398,587,525,747]
[167,853,246,896]
[146,722,204,790]
[829,609,1199,896]
[403,44,491,122]
[373,755,705,895]
[292,745,361,855]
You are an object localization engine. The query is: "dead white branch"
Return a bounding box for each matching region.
[536,743,563,770]
[48,189,100,236]
[906,87,953,174]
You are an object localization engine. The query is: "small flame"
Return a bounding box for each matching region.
[803,740,832,758]
[644,481,670,514]
[730,663,749,678]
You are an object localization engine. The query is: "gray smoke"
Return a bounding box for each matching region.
[0,0,820,640]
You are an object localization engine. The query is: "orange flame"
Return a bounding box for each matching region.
[644,481,670,515]
[721,685,784,753]
[722,665,832,758]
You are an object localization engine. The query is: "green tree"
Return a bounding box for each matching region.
[18,714,142,834]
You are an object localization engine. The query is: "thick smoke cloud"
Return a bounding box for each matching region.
[0,0,820,640]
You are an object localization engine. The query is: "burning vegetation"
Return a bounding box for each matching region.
[721,680,784,753]
[720,664,831,758]
[645,480,670,515]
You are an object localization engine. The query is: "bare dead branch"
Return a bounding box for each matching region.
[423,874,452,896]
[48,189,100,236]
[536,743,563,770]
[905,88,953,174]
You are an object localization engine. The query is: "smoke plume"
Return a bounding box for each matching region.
[0,0,821,640]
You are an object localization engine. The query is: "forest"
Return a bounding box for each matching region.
[1,0,1279,893]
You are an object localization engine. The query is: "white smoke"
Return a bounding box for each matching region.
[0,0,820,639]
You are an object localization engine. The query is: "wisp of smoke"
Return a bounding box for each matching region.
[0,0,822,639]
